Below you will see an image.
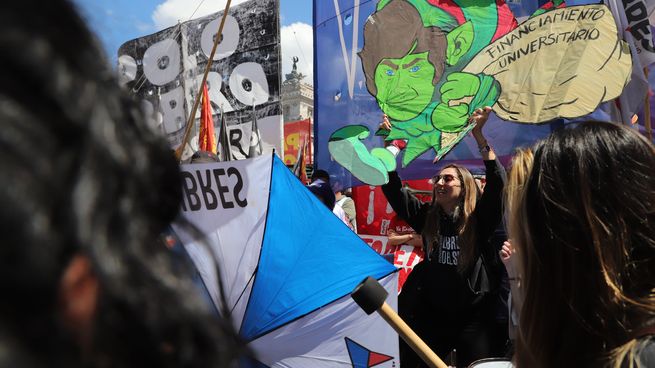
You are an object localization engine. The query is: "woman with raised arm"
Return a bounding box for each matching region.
[382,107,508,367]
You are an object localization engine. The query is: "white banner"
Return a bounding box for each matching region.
[175,155,271,325]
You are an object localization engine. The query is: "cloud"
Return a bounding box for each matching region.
[281,22,314,85]
[152,0,248,29]
[135,20,155,33]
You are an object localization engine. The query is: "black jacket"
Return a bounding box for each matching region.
[381,160,506,267]
[382,160,507,307]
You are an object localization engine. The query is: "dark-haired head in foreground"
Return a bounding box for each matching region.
[0,1,243,367]
[311,169,330,183]
[511,121,655,367]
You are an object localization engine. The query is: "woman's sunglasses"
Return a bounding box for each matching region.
[429,174,459,184]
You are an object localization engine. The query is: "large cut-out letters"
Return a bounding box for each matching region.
[229,62,270,106]
[160,87,186,133]
[201,15,240,60]
[142,38,181,86]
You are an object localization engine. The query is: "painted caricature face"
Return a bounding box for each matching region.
[374,51,436,122]
[432,167,462,210]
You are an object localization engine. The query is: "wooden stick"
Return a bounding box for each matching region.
[378,303,449,368]
[644,67,652,141]
[175,0,233,161]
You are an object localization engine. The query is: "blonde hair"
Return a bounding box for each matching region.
[504,147,534,240]
[423,164,480,272]
[511,122,655,368]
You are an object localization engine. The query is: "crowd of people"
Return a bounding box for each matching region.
[373,116,655,367]
[307,110,655,368]
[1,0,654,367]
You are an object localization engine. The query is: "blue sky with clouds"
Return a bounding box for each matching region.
[72,0,313,81]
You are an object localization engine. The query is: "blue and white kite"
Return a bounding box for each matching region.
[175,154,399,367]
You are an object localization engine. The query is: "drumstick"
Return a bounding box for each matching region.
[351,277,448,368]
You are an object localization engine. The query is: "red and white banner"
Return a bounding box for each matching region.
[360,235,424,292]
[354,179,431,291]
[352,179,432,236]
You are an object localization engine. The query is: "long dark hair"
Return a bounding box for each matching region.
[512,121,655,367]
[0,1,243,367]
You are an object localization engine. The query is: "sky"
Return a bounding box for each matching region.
[72,0,314,83]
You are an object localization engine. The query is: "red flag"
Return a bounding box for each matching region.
[299,141,308,184]
[292,138,308,183]
[198,82,216,154]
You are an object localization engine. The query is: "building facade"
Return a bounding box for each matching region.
[281,57,314,123]
[281,57,314,175]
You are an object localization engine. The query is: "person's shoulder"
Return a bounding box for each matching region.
[332,204,350,225]
[333,203,346,216]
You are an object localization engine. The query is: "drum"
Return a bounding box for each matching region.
[467,358,514,368]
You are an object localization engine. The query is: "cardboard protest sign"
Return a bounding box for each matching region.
[316,1,632,187]
[464,4,632,123]
[323,0,518,185]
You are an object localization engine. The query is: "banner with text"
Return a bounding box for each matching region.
[118,0,282,160]
[174,154,399,366]
[314,0,626,186]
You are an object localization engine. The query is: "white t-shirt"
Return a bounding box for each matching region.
[333,204,350,228]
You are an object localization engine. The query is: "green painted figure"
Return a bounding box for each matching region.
[329,0,517,185]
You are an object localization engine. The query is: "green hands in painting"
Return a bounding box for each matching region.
[328,125,396,185]
[432,72,500,133]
